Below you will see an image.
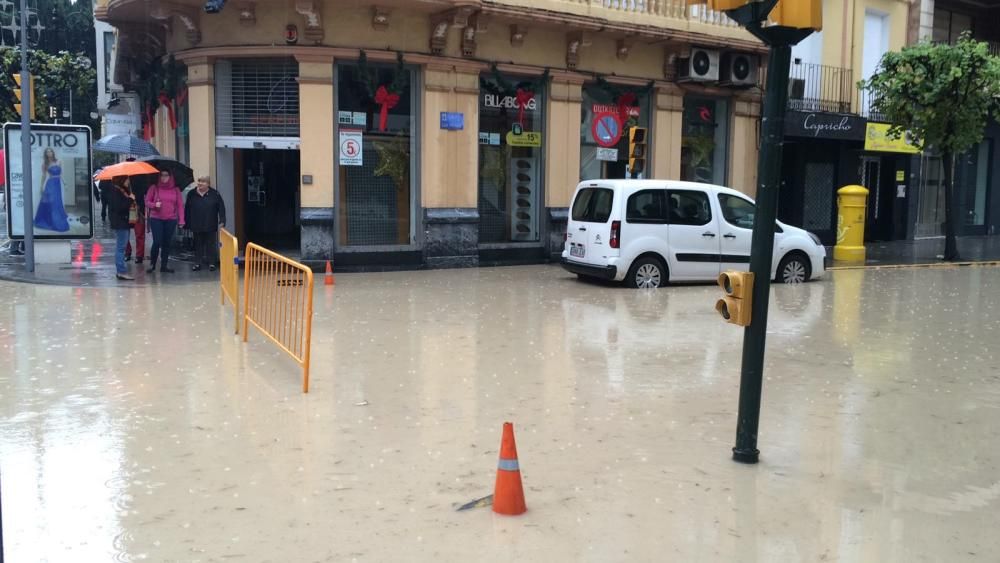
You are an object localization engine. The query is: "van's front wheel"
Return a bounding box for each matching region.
[626,256,667,289]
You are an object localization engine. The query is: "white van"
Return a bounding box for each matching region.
[560,180,826,288]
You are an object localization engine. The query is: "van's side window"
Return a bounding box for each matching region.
[571,188,614,223]
[667,190,712,226]
[626,190,667,223]
[718,194,755,229]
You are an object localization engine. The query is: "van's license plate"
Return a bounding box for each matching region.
[570,244,585,258]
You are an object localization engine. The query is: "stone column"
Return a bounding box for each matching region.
[296,56,335,261]
[421,63,482,268]
[729,93,761,197]
[186,58,216,184]
[652,84,684,180]
[545,74,583,260]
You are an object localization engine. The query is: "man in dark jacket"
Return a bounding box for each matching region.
[97,179,113,222]
[184,175,227,271]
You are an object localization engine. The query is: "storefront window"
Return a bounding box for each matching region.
[336,60,415,247]
[478,72,545,243]
[681,97,730,185]
[579,84,651,180]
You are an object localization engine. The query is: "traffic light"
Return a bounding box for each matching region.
[716,271,754,326]
[12,74,36,120]
[771,0,822,31]
[628,126,647,178]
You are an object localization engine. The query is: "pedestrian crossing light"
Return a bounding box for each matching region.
[716,271,754,326]
[771,0,822,30]
[12,74,36,120]
[628,126,647,178]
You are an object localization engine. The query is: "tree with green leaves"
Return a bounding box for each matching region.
[0,48,96,125]
[859,33,1000,261]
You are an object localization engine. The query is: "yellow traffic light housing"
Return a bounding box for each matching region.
[12,73,36,120]
[771,0,822,31]
[628,126,647,177]
[716,271,754,326]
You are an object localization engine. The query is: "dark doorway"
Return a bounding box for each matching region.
[860,155,896,241]
[236,149,300,251]
[779,140,840,245]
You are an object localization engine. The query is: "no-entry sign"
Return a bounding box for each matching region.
[591,112,623,148]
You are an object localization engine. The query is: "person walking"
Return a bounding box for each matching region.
[184,176,227,271]
[109,175,137,281]
[145,170,185,274]
[124,175,149,264]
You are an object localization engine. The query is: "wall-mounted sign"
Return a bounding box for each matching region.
[339,129,363,166]
[592,104,639,118]
[864,123,920,154]
[440,112,464,130]
[506,131,542,147]
[591,112,623,148]
[784,111,866,141]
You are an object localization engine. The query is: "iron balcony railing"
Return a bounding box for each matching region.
[786,61,854,114]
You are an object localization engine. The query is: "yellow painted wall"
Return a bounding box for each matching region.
[421,67,480,208]
[729,96,761,197]
[652,87,683,180]
[186,61,216,186]
[297,60,334,208]
[546,80,582,208]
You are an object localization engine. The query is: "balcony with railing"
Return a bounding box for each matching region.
[786,61,855,114]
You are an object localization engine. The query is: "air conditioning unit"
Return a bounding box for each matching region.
[677,48,720,82]
[720,53,759,86]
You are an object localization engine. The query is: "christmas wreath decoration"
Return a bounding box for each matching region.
[136,56,187,140]
[357,51,408,132]
[593,75,654,127]
[480,64,551,126]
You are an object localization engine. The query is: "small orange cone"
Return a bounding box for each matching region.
[493,422,526,515]
[324,260,335,286]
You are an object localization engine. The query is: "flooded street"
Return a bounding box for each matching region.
[1,265,998,562]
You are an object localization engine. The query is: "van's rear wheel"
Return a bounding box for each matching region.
[626,257,667,289]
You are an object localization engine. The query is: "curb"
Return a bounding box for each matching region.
[828,260,1000,271]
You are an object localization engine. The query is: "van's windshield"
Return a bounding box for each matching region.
[571,188,614,223]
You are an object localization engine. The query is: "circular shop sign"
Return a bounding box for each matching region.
[591,112,623,148]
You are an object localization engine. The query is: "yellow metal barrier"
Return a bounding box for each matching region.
[219,228,240,334]
[242,243,315,393]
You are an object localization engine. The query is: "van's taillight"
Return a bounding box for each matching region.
[610,221,621,249]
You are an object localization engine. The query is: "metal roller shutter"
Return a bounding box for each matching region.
[215,58,300,138]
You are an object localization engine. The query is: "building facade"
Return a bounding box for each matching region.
[96,0,769,269]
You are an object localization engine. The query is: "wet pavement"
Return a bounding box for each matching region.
[1,264,999,561]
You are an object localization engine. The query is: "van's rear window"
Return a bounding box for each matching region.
[571,188,614,223]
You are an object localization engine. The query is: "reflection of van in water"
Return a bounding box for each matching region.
[561,180,827,289]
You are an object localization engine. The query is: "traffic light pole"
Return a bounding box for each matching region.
[19,0,35,272]
[724,4,812,464]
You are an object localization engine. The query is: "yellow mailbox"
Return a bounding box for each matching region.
[833,185,869,262]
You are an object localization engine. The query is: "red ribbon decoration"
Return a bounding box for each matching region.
[374,85,400,132]
[616,91,637,125]
[515,88,534,126]
[176,86,188,107]
[158,92,177,130]
[142,102,156,141]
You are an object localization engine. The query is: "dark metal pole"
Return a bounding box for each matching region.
[731,38,795,464]
[19,0,35,272]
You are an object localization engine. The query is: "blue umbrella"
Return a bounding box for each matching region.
[94,134,160,157]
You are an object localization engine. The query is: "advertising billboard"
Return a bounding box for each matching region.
[3,123,94,239]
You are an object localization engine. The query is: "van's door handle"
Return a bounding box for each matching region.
[702,232,716,238]
[579,227,587,231]
[723,233,737,239]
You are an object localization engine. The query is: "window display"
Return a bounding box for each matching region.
[579,81,652,181]
[336,54,414,247]
[681,97,730,186]
[478,69,547,243]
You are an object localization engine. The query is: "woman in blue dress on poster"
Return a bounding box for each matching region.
[34,147,71,232]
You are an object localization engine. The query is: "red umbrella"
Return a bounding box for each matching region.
[0,149,5,187]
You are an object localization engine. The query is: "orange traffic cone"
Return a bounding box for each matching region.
[324,260,335,286]
[493,422,526,515]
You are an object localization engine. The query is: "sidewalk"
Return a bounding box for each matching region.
[827,235,1000,269]
[1,206,214,287]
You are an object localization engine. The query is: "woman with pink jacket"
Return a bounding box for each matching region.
[145,170,186,273]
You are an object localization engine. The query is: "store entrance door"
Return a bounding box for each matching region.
[235,149,300,252]
[860,155,895,241]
